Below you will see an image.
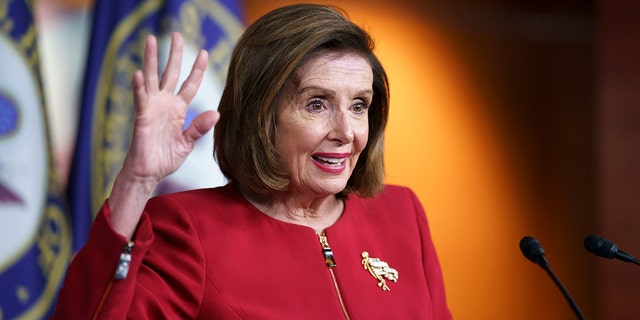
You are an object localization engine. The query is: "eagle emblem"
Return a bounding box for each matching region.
[361,251,399,291]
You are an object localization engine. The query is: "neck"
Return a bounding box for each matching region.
[242,189,344,234]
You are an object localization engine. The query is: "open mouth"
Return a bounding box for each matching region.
[312,155,346,166]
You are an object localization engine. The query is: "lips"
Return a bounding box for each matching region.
[311,153,350,173]
[312,155,346,166]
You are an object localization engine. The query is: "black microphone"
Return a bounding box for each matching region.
[584,234,640,267]
[519,236,585,320]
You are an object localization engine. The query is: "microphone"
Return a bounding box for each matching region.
[584,234,640,267]
[519,236,585,320]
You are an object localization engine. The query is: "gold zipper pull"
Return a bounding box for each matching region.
[319,234,336,268]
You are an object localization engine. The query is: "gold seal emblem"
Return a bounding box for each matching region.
[361,251,399,291]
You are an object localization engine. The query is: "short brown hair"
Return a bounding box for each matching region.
[214,4,389,197]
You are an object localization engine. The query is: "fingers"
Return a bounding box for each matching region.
[139,32,207,110]
[143,35,159,91]
[159,32,184,92]
[183,110,220,144]
[132,70,147,110]
[178,49,209,104]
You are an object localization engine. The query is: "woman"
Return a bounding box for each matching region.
[53,4,451,319]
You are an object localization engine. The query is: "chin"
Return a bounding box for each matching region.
[312,181,350,196]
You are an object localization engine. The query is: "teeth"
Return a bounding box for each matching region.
[314,156,345,165]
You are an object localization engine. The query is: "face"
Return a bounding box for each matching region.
[276,51,373,197]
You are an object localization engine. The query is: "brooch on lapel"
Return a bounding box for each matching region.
[361,251,398,291]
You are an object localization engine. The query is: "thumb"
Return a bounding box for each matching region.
[183,110,220,143]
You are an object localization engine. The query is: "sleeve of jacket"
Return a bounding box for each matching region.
[51,196,207,319]
[407,188,453,319]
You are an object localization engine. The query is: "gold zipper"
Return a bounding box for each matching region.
[318,233,352,320]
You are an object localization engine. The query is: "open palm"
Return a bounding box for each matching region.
[122,32,219,185]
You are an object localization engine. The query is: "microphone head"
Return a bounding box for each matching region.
[584,235,617,259]
[520,236,546,265]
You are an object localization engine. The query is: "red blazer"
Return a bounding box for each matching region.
[52,184,451,319]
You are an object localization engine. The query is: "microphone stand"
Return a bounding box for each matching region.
[538,259,585,320]
[521,236,586,320]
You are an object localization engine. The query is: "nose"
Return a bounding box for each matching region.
[328,110,354,145]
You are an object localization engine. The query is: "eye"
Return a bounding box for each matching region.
[351,101,369,114]
[306,99,326,112]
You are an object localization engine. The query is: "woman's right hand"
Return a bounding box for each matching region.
[108,32,219,240]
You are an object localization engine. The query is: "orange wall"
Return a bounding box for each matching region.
[244,1,589,319]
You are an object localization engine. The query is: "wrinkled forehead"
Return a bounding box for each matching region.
[287,49,372,89]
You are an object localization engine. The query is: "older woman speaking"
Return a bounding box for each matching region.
[52,4,451,319]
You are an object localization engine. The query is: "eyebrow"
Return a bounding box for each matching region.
[296,86,374,98]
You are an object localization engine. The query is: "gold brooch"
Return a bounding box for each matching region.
[361,251,398,291]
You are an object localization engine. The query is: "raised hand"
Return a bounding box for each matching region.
[125,32,219,184]
[108,32,219,239]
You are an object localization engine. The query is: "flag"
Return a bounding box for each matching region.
[68,0,244,251]
[0,0,72,318]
